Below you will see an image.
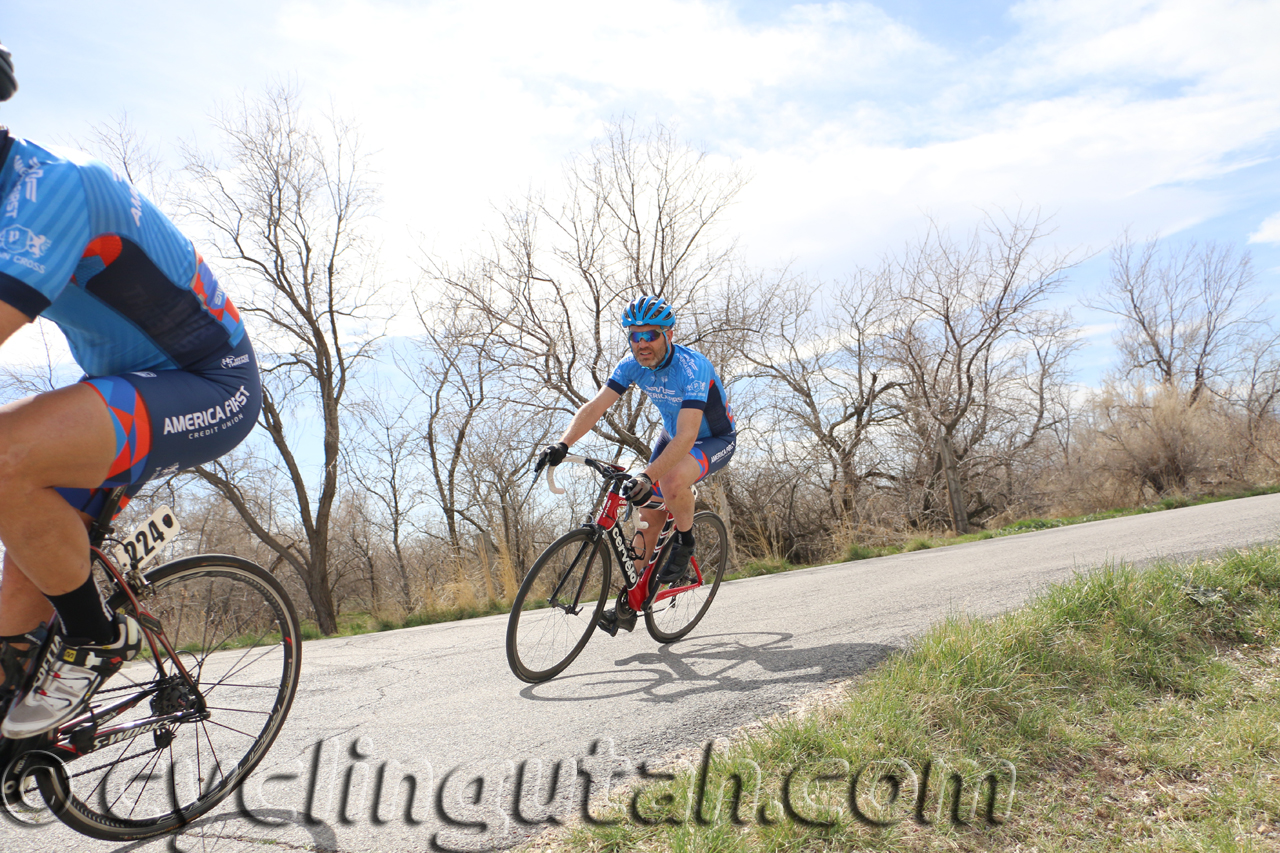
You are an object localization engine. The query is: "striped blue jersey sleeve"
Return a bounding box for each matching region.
[0,155,91,314]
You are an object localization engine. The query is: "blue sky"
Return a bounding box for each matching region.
[3,0,1279,379]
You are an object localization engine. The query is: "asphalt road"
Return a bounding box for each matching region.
[4,493,1279,852]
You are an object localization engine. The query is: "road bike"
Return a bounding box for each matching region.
[0,486,302,840]
[506,454,729,683]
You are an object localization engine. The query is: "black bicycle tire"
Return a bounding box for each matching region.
[37,554,302,840]
[645,511,729,643]
[506,528,611,683]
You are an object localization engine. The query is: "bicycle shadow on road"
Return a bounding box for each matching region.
[519,631,896,703]
[103,809,336,853]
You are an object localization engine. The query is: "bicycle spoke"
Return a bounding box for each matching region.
[197,721,228,792]
[507,530,610,682]
[201,705,273,715]
[198,644,286,694]
[199,716,267,741]
[97,739,170,821]
[646,511,728,643]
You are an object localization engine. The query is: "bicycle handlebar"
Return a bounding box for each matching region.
[545,454,585,495]
[544,455,649,530]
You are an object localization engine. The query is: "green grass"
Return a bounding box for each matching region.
[550,545,1280,852]
[829,483,1280,565]
[844,543,893,561]
[730,556,805,579]
[298,599,511,640]
[382,599,510,629]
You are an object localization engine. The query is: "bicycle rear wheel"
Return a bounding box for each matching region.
[37,554,301,841]
[645,511,729,643]
[507,529,611,683]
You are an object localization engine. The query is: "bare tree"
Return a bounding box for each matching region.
[1074,237,1276,496]
[1237,329,1280,470]
[732,271,902,525]
[885,212,1078,533]
[180,86,383,634]
[405,305,517,558]
[1087,236,1259,403]
[345,378,432,613]
[425,119,745,461]
[82,111,172,209]
[458,405,557,594]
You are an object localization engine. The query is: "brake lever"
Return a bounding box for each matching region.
[621,494,649,530]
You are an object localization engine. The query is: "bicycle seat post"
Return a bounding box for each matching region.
[88,486,130,549]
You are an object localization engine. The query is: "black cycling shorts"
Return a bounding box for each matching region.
[649,428,736,498]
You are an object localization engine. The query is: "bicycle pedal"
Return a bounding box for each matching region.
[596,606,636,637]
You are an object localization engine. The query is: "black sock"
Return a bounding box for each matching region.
[676,528,695,547]
[47,577,115,646]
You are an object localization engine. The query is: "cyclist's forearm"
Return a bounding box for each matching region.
[558,387,619,448]
[558,417,595,448]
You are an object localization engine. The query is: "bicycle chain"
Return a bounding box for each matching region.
[15,735,171,804]
[64,736,170,780]
[19,734,169,795]
[19,677,183,791]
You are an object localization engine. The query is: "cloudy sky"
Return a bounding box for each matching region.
[3,0,1279,376]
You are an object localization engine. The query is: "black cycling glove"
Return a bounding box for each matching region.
[536,441,569,473]
[623,474,654,506]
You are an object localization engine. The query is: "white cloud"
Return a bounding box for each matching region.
[726,0,1280,271]
[281,0,936,103]
[1249,213,1280,245]
[4,0,1278,372]
[252,0,1280,288]
[1009,0,1280,89]
[262,0,953,269]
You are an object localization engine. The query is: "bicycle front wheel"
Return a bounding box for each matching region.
[39,555,301,841]
[507,529,611,683]
[645,511,729,643]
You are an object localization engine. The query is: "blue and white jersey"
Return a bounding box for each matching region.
[0,130,244,378]
[607,342,736,439]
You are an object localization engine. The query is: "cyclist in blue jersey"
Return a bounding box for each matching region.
[0,42,262,738]
[538,294,736,634]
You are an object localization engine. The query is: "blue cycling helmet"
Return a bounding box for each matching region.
[621,294,675,328]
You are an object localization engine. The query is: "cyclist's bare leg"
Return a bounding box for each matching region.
[637,453,701,567]
[0,555,54,638]
[0,507,96,637]
[0,383,117,635]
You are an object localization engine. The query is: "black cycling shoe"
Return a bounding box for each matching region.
[596,605,636,637]
[657,540,696,585]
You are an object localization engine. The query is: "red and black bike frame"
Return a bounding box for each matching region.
[571,459,704,614]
